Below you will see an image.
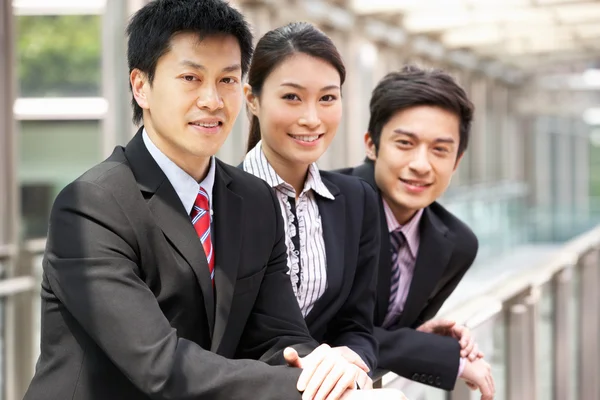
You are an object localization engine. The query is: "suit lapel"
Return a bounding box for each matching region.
[125,129,216,336]
[210,162,243,353]
[398,207,453,327]
[350,162,390,324]
[304,178,344,326]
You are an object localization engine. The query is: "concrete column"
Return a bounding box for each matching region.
[0,0,17,252]
[572,120,590,228]
[102,0,139,156]
[469,76,489,184]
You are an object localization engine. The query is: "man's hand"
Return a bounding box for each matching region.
[331,347,372,389]
[460,358,495,400]
[284,344,363,400]
[417,319,482,361]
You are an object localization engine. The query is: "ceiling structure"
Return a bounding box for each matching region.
[350,0,600,74]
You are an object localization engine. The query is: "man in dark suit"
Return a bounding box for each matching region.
[24,1,365,399]
[339,66,495,400]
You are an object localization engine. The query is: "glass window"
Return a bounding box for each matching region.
[16,15,102,97]
[18,120,102,239]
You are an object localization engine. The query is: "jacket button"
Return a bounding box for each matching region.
[420,374,427,383]
[412,373,420,381]
[435,377,442,386]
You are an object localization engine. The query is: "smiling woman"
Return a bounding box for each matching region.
[241,22,380,384]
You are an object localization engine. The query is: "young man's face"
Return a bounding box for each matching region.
[131,32,243,177]
[365,105,462,224]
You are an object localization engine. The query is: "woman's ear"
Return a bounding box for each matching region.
[244,83,259,116]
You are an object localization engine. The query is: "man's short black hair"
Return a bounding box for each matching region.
[368,65,474,158]
[126,0,253,125]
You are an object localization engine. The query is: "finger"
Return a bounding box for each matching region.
[478,376,494,400]
[285,348,302,368]
[456,326,470,346]
[325,367,357,400]
[297,344,331,391]
[468,343,479,362]
[356,371,371,390]
[302,353,338,400]
[487,371,495,395]
[461,336,474,358]
[340,349,369,373]
[354,358,370,373]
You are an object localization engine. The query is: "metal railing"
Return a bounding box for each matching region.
[377,225,600,400]
[1,228,600,399]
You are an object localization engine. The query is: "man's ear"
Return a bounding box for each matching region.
[130,69,150,110]
[364,132,377,161]
[244,83,259,116]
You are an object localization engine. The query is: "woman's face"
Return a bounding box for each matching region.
[246,52,343,167]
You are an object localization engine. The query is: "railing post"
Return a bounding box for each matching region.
[12,245,36,399]
[552,266,573,400]
[578,248,600,400]
[506,287,538,400]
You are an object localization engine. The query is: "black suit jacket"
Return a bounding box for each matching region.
[25,130,317,400]
[239,164,380,372]
[338,162,478,390]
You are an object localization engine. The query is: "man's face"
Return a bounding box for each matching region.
[366,105,462,224]
[131,32,243,176]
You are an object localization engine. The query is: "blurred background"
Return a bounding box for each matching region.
[1,0,600,399]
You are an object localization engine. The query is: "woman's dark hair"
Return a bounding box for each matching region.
[245,22,346,153]
[368,65,474,159]
[127,0,253,125]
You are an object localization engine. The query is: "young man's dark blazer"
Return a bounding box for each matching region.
[337,161,478,391]
[24,128,319,400]
[239,164,380,372]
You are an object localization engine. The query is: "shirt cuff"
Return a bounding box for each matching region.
[457,357,466,378]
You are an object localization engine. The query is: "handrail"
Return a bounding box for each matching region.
[375,224,600,389]
[0,276,36,297]
[443,224,600,325]
[0,243,17,260]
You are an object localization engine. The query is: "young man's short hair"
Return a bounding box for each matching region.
[368,65,474,158]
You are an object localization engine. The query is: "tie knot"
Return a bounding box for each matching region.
[194,187,210,211]
[389,230,405,253]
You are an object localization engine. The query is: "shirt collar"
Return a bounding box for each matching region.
[382,198,424,258]
[142,128,216,215]
[243,140,334,200]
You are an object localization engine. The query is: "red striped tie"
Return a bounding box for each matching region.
[190,187,214,284]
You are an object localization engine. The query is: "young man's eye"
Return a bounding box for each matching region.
[182,75,197,82]
[221,77,237,84]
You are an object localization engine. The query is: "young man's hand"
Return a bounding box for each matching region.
[417,319,483,361]
[285,344,363,400]
[460,357,495,400]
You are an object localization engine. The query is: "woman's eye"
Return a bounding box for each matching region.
[282,93,300,101]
